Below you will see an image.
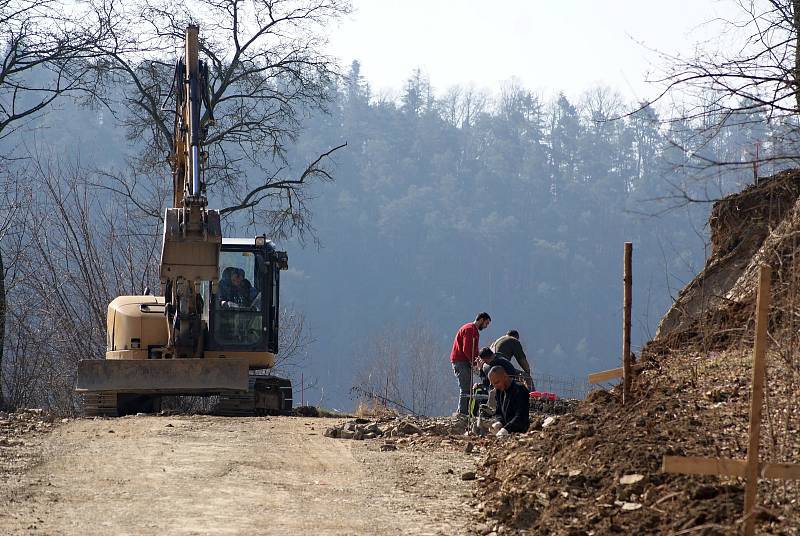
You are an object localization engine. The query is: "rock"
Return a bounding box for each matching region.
[542,416,558,428]
[461,471,477,481]
[323,428,338,438]
[380,443,397,451]
[475,522,493,535]
[615,501,642,511]
[396,420,423,435]
[294,406,320,417]
[165,423,174,428]
[692,485,719,500]
[619,474,644,485]
[464,442,474,453]
[61,418,69,424]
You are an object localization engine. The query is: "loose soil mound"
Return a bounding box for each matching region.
[476,351,800,534]
[653,169,800,353]
[475,170,800,535]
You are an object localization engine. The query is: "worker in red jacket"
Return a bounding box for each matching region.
[450,312,491,416]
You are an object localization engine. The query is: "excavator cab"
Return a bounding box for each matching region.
[204,237,287,361]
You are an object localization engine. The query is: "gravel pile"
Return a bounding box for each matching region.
[324,415,469,440]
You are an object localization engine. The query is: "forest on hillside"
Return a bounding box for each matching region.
[0,0,794,416]
[285,62,781,414]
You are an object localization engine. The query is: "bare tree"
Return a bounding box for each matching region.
[0,171,26,409]
[1,157,161,412]
[274,305,314,373]
[353,316,450,417]
[0,0,104,141]
[438,84,488,128]
[0,0,111,408]
[85,0,349,241]
[648,0,800,177]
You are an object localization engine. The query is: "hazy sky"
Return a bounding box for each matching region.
[326,0,731,102]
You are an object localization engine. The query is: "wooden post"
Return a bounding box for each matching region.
[661,265,787,536]
[623,242,632,405]
[744,265,770,536]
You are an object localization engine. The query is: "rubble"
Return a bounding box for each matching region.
[323,415,468,440]
[0,408,57,488]
[528,398,580,415]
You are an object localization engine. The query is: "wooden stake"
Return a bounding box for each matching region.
[663,456,800,480]
[623,242,633,405]
[588,363,645,385]
[744,264,770,536]
[661,265,792,536]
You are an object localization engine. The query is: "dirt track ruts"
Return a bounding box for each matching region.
[0,416,478,535]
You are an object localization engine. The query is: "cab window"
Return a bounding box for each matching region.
[212,251,263,347]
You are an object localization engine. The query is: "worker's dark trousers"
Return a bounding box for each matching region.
[452,361,472,415]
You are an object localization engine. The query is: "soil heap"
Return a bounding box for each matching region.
[474,170,800,535]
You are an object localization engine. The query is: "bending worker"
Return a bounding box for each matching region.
[487,366,530,437]
[490,330,533,388]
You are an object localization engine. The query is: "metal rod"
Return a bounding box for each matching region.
[191,146,200,195]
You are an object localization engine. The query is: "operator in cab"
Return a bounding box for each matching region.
[218,267,259,309]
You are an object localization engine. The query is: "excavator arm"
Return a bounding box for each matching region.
[160,25,222,358]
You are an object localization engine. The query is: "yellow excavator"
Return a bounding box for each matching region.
[75,26,292,416]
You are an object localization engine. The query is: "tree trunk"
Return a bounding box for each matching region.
[0,248,5,410]
[795,0,800,111]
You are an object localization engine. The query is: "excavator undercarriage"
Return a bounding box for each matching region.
[82,377,293,417]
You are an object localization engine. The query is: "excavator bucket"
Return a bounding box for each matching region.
[160,207,223,282]
[75,358,249,394]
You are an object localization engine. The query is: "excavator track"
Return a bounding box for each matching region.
[83,392,119,417]
[82,392,163,417]
[82,376,291,417]
[215,376,293,416]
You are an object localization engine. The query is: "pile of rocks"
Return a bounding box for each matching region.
[323,418,383,440]
[324,415,469,441]
[0,408,54,444]
[529,398,580,416]
[0,408,56,483]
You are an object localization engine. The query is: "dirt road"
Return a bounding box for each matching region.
[0,416,479,535]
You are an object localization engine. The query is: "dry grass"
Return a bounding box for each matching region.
[354,400,400,419]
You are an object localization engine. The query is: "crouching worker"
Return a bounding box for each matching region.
[487,366,530,437]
